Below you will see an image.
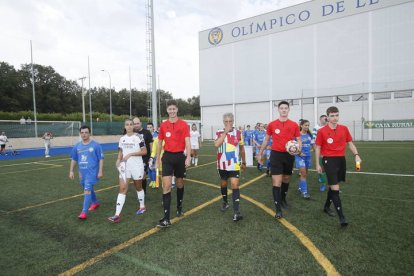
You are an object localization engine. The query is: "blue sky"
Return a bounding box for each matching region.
[0,0,307,99]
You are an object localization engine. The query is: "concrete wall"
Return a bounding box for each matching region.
[8,135,120,150]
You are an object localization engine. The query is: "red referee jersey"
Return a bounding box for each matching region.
[266,119,300,152]
[158,119,190,152]
[315,124,352,156]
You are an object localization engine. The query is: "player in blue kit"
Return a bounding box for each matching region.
[243,125,254,146]
[295,120,314,199]
[253,123,266,171]
[69,126,104,219]
[265,137,273,176]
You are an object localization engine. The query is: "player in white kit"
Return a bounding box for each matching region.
[108,119,147,223]
[190,123,201,166]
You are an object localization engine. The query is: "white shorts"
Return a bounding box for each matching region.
[191,143,199,150]
[119,162,145,181]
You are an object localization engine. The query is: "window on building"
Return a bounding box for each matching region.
[286,99,301,106]
[374,92,391,100]
[318,97,332,104]
[302,98,314,105]
[352,94,368,101]
[336,95,350,102]
[394,90,412,99]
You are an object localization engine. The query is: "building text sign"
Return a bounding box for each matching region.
[200,0,413,49]
[364,120,414,129]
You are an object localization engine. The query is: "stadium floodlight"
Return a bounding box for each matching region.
[101,69,112,122]
[79,77,87,123]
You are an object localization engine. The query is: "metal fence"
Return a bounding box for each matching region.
[201,120,414,141]
[0,121,81,138]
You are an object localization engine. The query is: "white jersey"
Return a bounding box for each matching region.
[0,135,7,145]
[118,134,145,168]
[190,131,200,145]
[43,133,52,141]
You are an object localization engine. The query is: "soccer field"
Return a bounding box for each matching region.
[0,141,413,275]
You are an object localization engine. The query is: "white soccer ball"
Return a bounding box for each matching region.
[285,140,300,156]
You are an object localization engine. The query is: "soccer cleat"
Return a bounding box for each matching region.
[176,207,184,217]
[136,207,146,215]
[157,218,171,228]
[266,169,270,177]
[275,211,283,219]
[88,203,101,211]
[108,215,121,223]
[323,207,336,217]
[78,212,87,219]
[319,184,326,192]
[297,188,302,194]
[281,200,289,209]
[257,163,263,172]
[302,192,311,199]
[233,212,243,222]
[221,202,230,212]
[340,217,348,227]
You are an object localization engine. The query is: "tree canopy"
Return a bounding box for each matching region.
[0,61,200,118]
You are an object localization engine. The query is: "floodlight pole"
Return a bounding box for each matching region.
[88,56,93,134]
[79,77,87,123]
[129,66,132,118]
[101,69,112,122]
[30,40,38,137]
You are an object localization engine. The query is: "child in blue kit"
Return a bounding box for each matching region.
[295,120,314,199]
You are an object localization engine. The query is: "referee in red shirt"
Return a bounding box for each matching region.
[315,106,362,227]
[258,101,301,219]
[156,100,191,228]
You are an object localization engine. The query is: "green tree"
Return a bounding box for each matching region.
[0,62,21,111]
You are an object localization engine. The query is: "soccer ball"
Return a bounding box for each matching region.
[285,140,300,155]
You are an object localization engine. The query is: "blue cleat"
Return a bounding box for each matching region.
[136,208,146,215]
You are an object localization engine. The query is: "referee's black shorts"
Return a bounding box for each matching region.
[270,150,295,175]
[322,156,346,185]
[161,151,186,178]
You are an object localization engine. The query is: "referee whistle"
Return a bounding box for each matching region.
[356,161,361,172]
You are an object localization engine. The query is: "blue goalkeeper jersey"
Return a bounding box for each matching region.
[71,140,104,183]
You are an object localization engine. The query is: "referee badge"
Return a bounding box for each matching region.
[275,129,280,134]
[327,138,333,144]
[166,132,171,137]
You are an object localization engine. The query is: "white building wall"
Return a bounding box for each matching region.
[200,1,414,140]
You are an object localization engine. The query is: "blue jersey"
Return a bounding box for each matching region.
[299,132,314,157]
[71,140,104,184]
[253,130,266,146]
[243,129,254,145]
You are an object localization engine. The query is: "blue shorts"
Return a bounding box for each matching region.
[80,175,98,191]
[295,155,312,169]
[265,149,271,159]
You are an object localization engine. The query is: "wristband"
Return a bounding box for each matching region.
[354,153,359,156]
[242,162,246,165]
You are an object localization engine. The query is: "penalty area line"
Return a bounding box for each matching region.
[185,176,339,276]
[59,195,225,275]
[59,173,267,275]
[0,166,64,175]
[6,185,118,214]
[241,194,340,276]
